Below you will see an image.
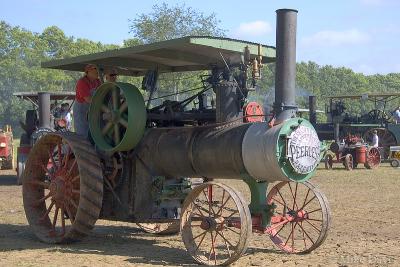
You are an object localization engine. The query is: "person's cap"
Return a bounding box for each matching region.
[84,64,97,72]
[373,130,378,133]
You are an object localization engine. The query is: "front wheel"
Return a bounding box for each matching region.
[266,181,331,254]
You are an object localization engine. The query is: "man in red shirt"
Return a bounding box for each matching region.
[73,64,101,137]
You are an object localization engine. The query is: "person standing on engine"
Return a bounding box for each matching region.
[73,64,101,137]
[394,107,400,124]
[371,130,379,148]
[104,68,118,82]
[60,103,72,131]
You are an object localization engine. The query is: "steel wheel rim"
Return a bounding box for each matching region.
[181,182,252,266]
[266,181,331,254]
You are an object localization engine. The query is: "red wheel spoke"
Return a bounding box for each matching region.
[202,186,216,216]
[272,222,287,238]
[194,231,207,252]
[40,200,55,221]
[225,210,239,220]
[216,230,233,257]
[61,207,66,236]
[52,206,59,230]
[34,192,51,206]
[306,208,322,215]
[48,149,58,170]
[65,205,75,223]
[299,195,316,211]
[29,180,50,189]
[300,221,307,250]
[224,226,241,235]
[276,187,289,210]
[297,221,315,245]
[306,218,323,222]
[62,147,71,168]
[193,229,208,240]
[191,201,206,218]
[301,188,311,211]
[304,218,322,233]
[215,195,231,216]
[208,231,217,265]
[271,197,286,207]
[41,164,50,174]
[284,222,297,246]
[293,183,299,210]
[57,143,63,164]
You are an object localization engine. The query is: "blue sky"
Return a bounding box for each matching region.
[1,0,400,75]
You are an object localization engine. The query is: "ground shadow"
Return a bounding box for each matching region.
[0,223,286,265]
[0,223,194,266]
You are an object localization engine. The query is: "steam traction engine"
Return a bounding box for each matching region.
[324,134,381,170]
[22,10,331,265]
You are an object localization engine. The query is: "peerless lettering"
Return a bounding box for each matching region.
[287,125,321,174]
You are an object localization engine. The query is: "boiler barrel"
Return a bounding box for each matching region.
[137,118,321,183]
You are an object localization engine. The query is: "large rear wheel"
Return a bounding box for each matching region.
[23,133,103,243]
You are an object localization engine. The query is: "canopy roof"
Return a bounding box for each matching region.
[328,92,400,100]
[41,36,276,76]
[13,92,75,107]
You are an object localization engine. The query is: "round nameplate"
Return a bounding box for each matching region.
[287,125,321,174]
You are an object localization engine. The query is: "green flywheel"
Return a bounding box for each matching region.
[89,82,146,152]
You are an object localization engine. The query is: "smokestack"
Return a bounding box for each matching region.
[274,9,298,123]
[38,92,51,128]
[309,95,317,124]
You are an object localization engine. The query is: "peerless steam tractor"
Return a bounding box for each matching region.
[22,9,330,265]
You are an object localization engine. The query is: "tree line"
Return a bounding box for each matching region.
[1,3,399,135]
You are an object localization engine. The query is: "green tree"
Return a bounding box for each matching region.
[129,3,225,43]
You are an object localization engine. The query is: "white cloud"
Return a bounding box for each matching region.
[301,29,370,47]
[231,21,272,38]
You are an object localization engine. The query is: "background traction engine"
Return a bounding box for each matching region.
[22,9,331,266]
[324,135,381,170]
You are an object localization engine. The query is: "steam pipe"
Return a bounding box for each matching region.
[38,92,51,128]
[274,9,298,123]
[309,95,317,124]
